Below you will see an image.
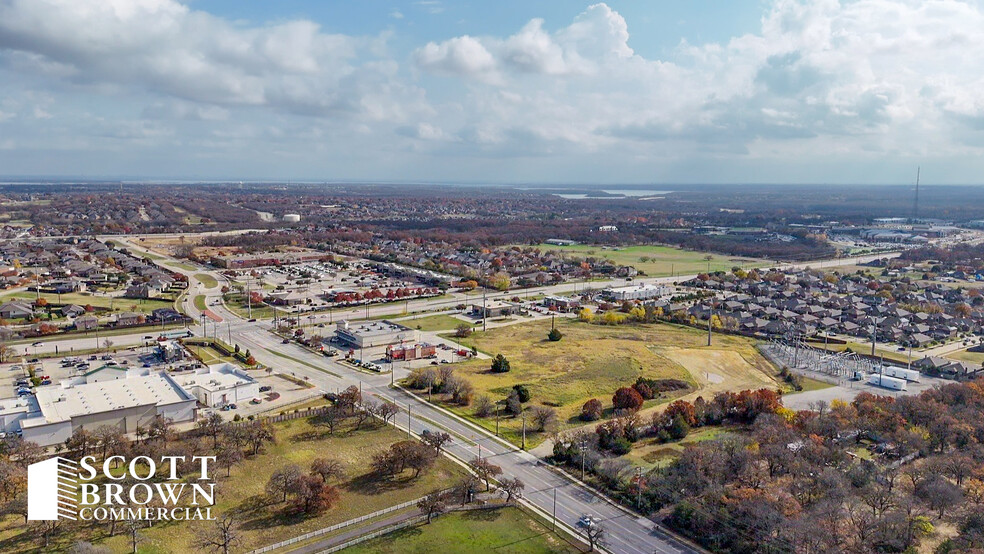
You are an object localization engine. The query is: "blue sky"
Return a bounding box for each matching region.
[1,0,984,184]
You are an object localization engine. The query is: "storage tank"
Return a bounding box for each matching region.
[868,373,907,391]
[283,214,301,223]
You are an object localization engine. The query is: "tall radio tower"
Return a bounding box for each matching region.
[911,167,920,223]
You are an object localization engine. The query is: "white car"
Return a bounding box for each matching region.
[577,515,597,528]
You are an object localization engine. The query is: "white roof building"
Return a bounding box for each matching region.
[7,369,197,447]
[174,363,261,407]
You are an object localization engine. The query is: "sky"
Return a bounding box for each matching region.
[1,0,984,184]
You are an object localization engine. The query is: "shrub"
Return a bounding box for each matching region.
[610,436,632,455]
[612,387,644,413]
[633,381,654,400]
[512,384,531,403]
[474,395,495,417]
[547,328,563,341]
[668,415,691,440]
[490,354,510,373]
[580,399,603,421]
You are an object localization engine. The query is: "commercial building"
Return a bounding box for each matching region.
[385,343,437,361]
[334,320,419,348]
[471,300,516,318]
[10,369,197,447]
[210,250,328,269]
[172,363,260,408]
[603,284,672,302]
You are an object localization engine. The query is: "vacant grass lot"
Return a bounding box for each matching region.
[402,314,473,332]
[947,348,984,365]
[194,273,218,288]
[223,292,276,320]
[345,506,584,554]
[0,418,464,553]
[514,244,768,277]
[438,319,780,447]
[624,426,746,470]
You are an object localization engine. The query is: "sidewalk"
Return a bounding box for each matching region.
[286,510,417,554]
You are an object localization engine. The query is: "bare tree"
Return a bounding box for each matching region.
[420,430,453,455]
[193,514,243,554]
[500,477,525,502]
[310,458,345,483]
[196,412,226,449]
[417,491,449,523]
[266,464,302,503]
[469,457,502,491]
[582,522,605,552]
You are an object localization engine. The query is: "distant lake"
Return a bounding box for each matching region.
[554,189,673,199]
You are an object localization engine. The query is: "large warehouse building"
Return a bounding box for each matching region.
[12,369,197,447]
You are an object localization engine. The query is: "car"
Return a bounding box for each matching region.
[248,318,257,322]
[282,338,290,344]
[32,341,43,347]
[89,355,98,361]
[430,361,439,365]
[577,515,597,528]
[229,403,237,409]
[250,398,262,405]
[220,405,231,411]
[40,380,51,385]
[440,360,449,364]
[897,346,906,351]
[27,358,39,363]
[259,385,272,392]
[102,355,112,360]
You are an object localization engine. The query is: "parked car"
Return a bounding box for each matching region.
[282,338,290,344]
[248,319,257,322]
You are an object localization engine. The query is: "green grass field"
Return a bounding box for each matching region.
[946,348,984,365]
[624,426,745,470]
[0,418,464,553]
[345,507,584,554]
[222,292,276,320]
[194,273,218,288]
[193,294,207,311]
[402,314,474,332]
[1,291,176,314]
[514,243,768,277]
[432,319,780,447]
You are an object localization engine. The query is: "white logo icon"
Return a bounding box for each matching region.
[27,457,78,521]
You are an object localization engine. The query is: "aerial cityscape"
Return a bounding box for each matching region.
[2,1,984,553]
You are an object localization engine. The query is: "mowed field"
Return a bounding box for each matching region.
[0,417,464,553]
[1,291,175,314]
[443,319,781,447]
[345,506,585,554]
[515,243,768,277]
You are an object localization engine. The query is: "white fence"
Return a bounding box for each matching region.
[248,490,450,554]
[316,514,428,554]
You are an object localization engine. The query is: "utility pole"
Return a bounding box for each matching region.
[246,275,252,319]
[707,308,712,347]
[870,320,877,358]
[482,288,488,333]
[552,488,557,531]
[495,405,500,436]
[521,415,526,450]
[407,404,412,438]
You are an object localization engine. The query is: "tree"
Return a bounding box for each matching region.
[0,341,14,363]
[147,415,175,444]
[417,491,449,523]
[196,412,226,449]
[474,395,495,417]
[373,400,400,424]
[500,477,525,502]
[215,442,243,478]
[612,387,644,413]
[454,323,473,338]
[64,428,95,457]
[530,406,558,432]
[316,404,348,435]
[490,271,511,291]
[582,522,606,552]
[193,514,243,554]
[668,415,691,440]
[469,457,502,491]
[420,430,453,455]
[266,464,302,503]
[512,384,531,403]
[547,328,563,341]
[505,390,523,415]
[293,474,340,514]
[243,419,276,455]
[310,458,345,483]
[94,425,126,463]
[123,519,145,554]
[581,399,603,421]
[490,353,510,373]
[337,385,362,414]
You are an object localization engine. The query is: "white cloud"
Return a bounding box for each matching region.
[4,1,984,181]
